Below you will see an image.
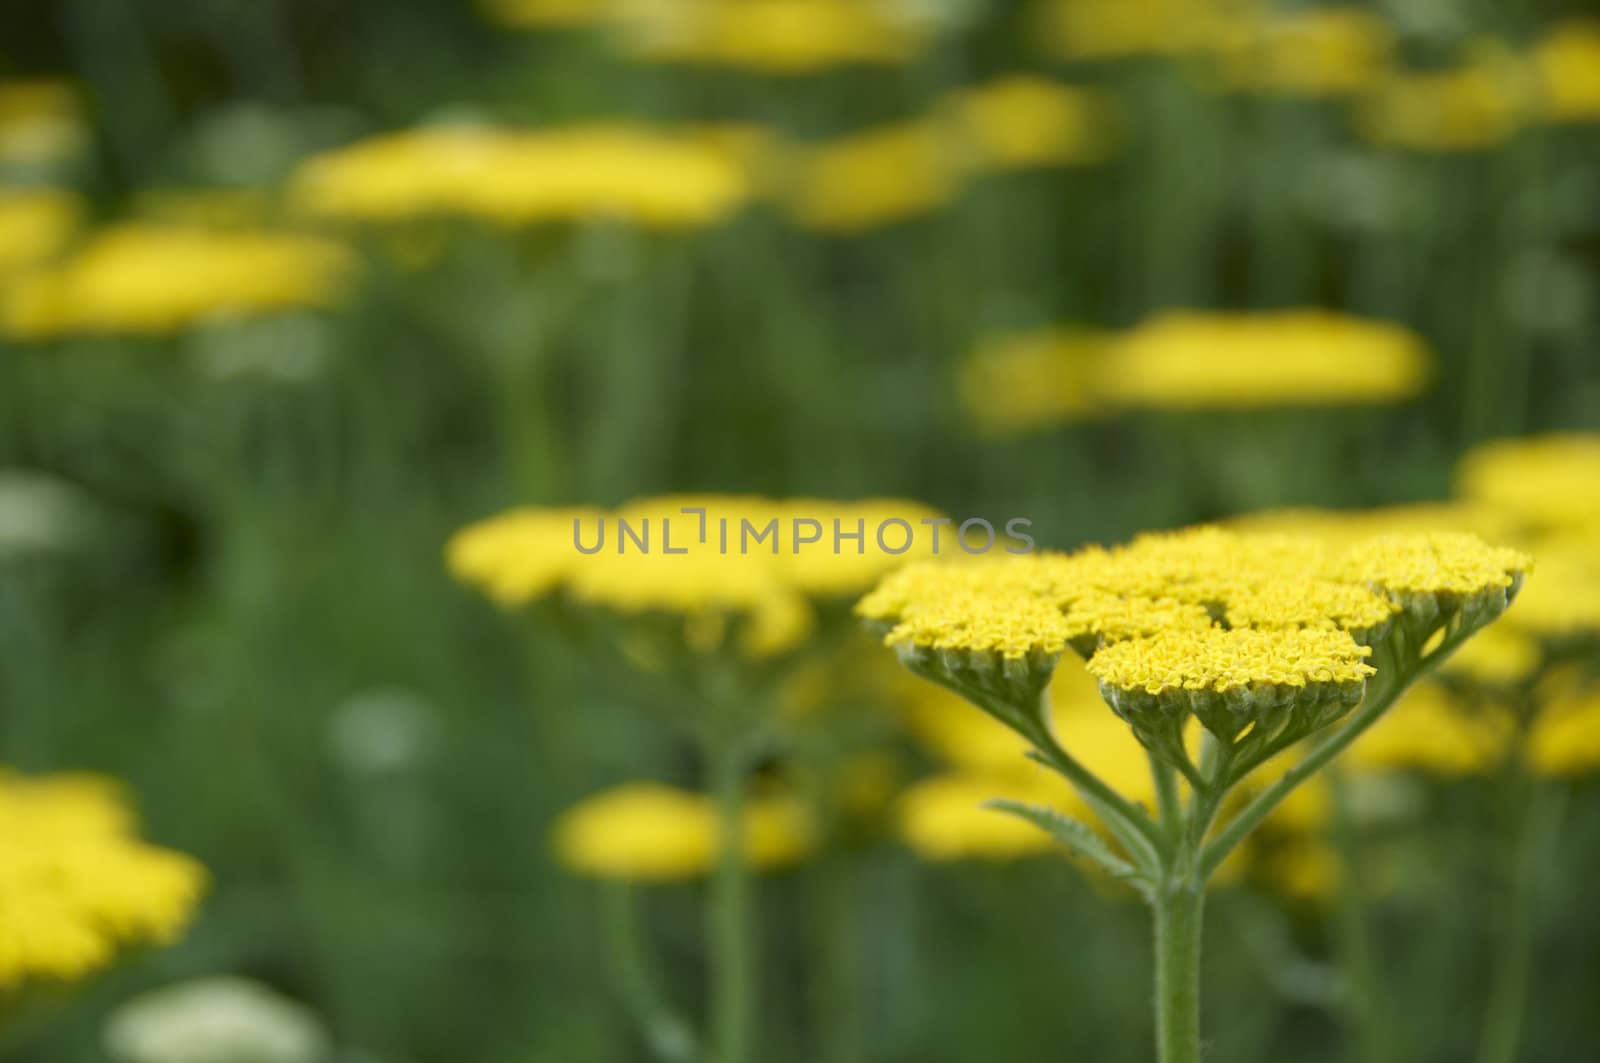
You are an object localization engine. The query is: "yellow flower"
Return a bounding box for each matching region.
[1456,433,1600,533]
[1439,624,1542,687]
[1500,534,1600,641]
[132,187,277,230]
[941,76,1119,172]
[1213,7,1392,98]
[1095,310,1431,410]
[0,770,207,989]
[1226,502,1520,552]
[2,223,352,339]
[450,495,940,659]
[617,0,927,74]
[1329,532,1530,615]
[289,124,749,229]
[1357,43,1528,152]
[1530,20,1600,124]
[1087,625,1375,698]
[1525,686,1600,777]
[897,770,1068,861]
[783,120,956,234]
[1031,0,1246,61]
[0,80,88,168]
[0,188,80,275]
[552,782,815,881]
[958,328,1110,436]
[1345,681,1511,776]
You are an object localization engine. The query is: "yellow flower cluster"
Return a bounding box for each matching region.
[961,310,1431,432]
[1345,681,1511,777]
[0,187,80,276]
[1330,532,1529,605]
[1357,43,1528,153]
[784,77,1117,234]
[1086,625,1375,697]
[1526,685,1600,776]
[1532,20,1600,123]
[2,223,353,339]
[1213,7,1392,99]
[288,124,750,229]
[616,0,928,74]
[552,782,815,881]
[0,770,206,989]
[450,495,941,658]
[1032,0,1244,61]
[1456,433,1600,533]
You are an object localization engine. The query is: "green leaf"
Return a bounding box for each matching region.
[984,799,1151,896]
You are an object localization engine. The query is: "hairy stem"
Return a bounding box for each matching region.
[1155,875,1206,1063]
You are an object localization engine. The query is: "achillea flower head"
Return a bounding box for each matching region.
[1346,681,1511,776]
[0,188,80,275]
[1526,686,1600,777]
[1213,7,1393,98]
[1439,624,1543,687]
[1,224,352,339]
[1096,310,1431,409]
[1031,0,1241,61]
[1530,20,1600,124]
[616,0,928,74]
[783,120,956,234]
[1329,532,1530,636]
[861,525,1527,772]
[289,124,749,229]
[897,770,1068,861]
[552,782,815,881]
[1456,433,1600,532]
[958,329,1110,435]
[451,495,939,659]
[1357,44,1528,152]
[0,770,206,989]
[1497,535,1600,642]
[941,76,1120,172]
[1227,502,1519,551]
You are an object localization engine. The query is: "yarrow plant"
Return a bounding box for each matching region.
[856,524,1529,1062]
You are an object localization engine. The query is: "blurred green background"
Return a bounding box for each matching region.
[2,0,1599,1060]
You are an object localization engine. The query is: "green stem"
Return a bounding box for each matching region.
[1328,766,1392,1063]
[1151,752,1183,841]
[1477,778,1567,1063]
[602,884,700,1063]
[1154,875,1205,1063]
[709,747,754,1063]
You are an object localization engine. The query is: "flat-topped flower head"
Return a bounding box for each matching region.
[1356,45,1527,153]
[1222,579,1397,645]
[940,76,1120,173]
[0,771,207,990]
[1497,534,1600,645]
[615,0,928,74]
[1329,532,1530,637]
[2,223,352,339]
[1088,625,1373,749]
[451,494,939,661]
[1529,20,1600,125]
[552,782,815,882]
[1213,7,1393,99]
[1455,433,1600,532]
[1094,310,1431,410]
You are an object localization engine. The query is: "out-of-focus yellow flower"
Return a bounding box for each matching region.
[783,120,955,233]
[618,0,927,74]
[1215,7,1392,98]
[1526,686,1600,777]
[942,76,1120,172]
[1440,623,1542,687]
[2,223,352,339]
[552,782,815,881]
[1032,0,1249,61]
[479,0,611,29]
[958,329,1110,436]
[898,769,1069,861]
[1227,502,1519,552]
[1346,681,1511,776]
[1095,309,1431,409]
[449,495,940,659]
[1357,43,1528,152]
[1456,433,1600,533]
[0,770,206,989]
[1530,20,1600,124]
[1500,534,1600,642]
[0,80,88,168]
[1252,839,1341,901]
[289,124,749,229]
[0,188,81,275]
